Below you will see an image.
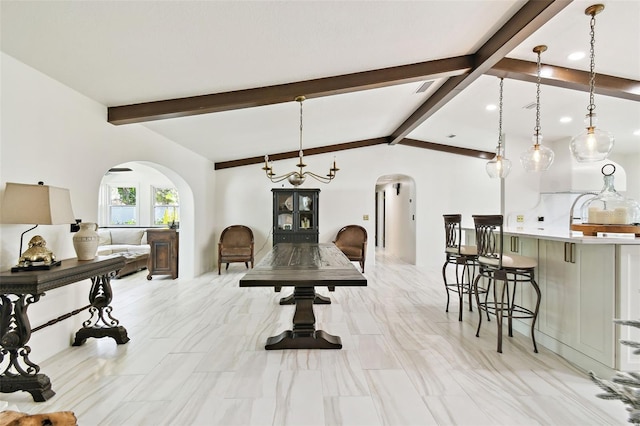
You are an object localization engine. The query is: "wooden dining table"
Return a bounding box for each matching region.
[239,243,367,350]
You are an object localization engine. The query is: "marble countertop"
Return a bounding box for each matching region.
[463,226,640,245]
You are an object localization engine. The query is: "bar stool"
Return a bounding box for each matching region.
[472,215,541,353]
[442,214,479,321]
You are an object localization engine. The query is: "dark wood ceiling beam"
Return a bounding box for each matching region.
[214,138,389,170]
[388,0,573,145]
[215,136,494,170]
[488,58,640,102]
[108,56,473,125]
[399,138,494,159]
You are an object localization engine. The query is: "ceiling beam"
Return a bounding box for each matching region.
[488,58,640,102]
[108,56,473,125]
[388,0,573,145]
[214,138,389,170]
[214,136,494,170]
[398,139,494,159]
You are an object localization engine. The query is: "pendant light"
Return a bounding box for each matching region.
[570,4,614,162]
[520,45,554,172]
[486,78,512,178]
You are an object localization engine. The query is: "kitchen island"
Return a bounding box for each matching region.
[464,226,640,376]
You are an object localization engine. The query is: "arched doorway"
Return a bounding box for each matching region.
[98,161,195,278]
[375,174,416,264]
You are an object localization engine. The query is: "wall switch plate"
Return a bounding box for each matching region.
[517,215,524,223]
[363,215,369,221]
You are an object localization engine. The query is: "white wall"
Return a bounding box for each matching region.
[0,53,216,361]
[215,144,500,274]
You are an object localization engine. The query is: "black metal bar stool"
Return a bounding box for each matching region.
[442,214,480,321]
[472,215,541,353]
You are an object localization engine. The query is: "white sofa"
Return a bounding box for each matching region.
[97,228,150,256]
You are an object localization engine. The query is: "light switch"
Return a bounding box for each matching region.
[363,215,369,221]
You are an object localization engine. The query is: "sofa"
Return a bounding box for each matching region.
[97,228,150,278]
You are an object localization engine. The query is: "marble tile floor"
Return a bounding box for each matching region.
[0,250,629,425]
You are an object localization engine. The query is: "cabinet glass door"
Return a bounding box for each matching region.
[277,192,294,231]
[299,194,314,230]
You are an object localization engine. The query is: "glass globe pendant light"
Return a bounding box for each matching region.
[486,77,512,178]
[520,45,554,172]
[570,4,614,162]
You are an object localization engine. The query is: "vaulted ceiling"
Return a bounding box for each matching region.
[2,0,638,170]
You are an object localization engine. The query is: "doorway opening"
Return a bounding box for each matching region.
[375,174,416,264]
[98,161,195,278]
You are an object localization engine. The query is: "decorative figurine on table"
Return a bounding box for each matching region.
[16,235,57,267]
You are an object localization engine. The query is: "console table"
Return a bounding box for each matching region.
[239,243,366,350]
[0,255,128,402]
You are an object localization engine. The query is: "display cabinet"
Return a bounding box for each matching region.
[272,189,319,245]
[146,228,179,279]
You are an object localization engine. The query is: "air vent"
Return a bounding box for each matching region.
[416,81,434,93]
[522,101,537,110]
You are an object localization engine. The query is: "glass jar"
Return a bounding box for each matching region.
[581,164,640,225]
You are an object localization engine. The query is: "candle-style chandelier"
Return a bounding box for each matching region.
[262,96,338,187]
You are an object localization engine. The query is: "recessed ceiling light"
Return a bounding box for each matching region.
[486,104,497,111]
[568,51,585,61]
[560,116,572,123]
[633,129,640,136]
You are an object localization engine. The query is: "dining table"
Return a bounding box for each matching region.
[239,243,367,350]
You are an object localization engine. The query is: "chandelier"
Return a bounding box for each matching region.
[570,4,614,162]
[520,45,554,172]
[486,77,512,179]
[262,96,338,186]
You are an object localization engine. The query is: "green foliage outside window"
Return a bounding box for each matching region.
[111,187,136,205]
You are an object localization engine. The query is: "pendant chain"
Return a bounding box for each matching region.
[498,78,504,147]
[588,13,596,114]
[535,50,542,139]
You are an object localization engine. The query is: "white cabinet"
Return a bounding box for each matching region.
[538,240,616,367]
[617,245,640,371]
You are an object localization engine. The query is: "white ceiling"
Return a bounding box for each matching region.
[2,0,639,164]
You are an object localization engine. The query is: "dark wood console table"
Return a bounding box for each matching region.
[239,243,366,350]
[0,255,128,401]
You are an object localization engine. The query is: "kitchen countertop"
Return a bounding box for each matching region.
[463,226,640,245]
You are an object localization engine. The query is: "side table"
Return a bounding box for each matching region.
[0,255,127,402]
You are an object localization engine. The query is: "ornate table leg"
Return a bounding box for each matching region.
[73,272,129,346]
[266,287,342,350]
[0,294,55,402]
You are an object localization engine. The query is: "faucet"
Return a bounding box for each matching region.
[569,192,598,228]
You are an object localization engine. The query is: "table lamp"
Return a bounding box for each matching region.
[1,181,76,272]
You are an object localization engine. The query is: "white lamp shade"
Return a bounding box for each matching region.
[1,182,75,225]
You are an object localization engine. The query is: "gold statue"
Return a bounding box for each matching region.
[18,235,56,265]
